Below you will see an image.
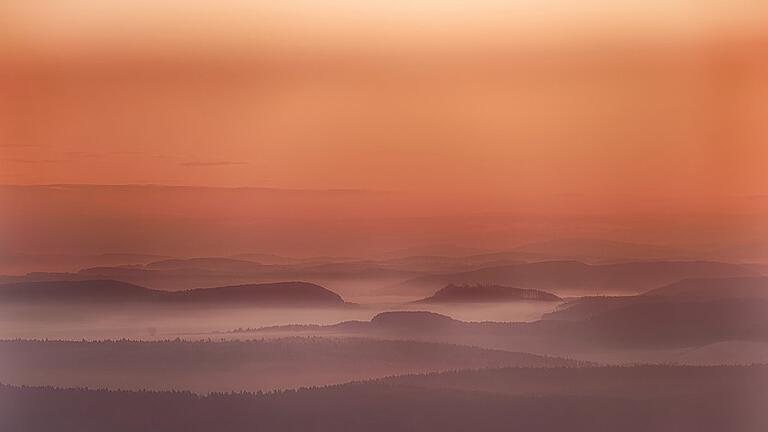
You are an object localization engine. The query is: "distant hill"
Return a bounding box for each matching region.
[381,244,495,258]
[368,311,462,331]
[257,299,768,352]
[541,295,661,321]
[510,238,693,261]
[145,257,265,272]
[416,284,561,303]
[584,299,768,347]
[228,253,303,265]
[388,260,757,296]
[377,255,481,273]
[643,276,768,300]
[0,253,173,274]
[377,238,692,272]
[257,311,468,336]
[91,253,175,265]
[1,258,419,292]
[544,276,768,321]
[0,280,157,303]
[229,254,358,266]
[0,280,345,307]
[165,282,344,305]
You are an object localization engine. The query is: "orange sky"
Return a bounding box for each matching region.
[1,1,767,255]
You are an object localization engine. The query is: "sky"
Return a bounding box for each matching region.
[1,1,767,255]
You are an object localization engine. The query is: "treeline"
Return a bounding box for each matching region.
[0,338,580,393]
[2,366,767,432]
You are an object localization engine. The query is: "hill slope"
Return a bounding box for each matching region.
[2,365,766,432]
[0,338,578,393]
[643,276,768,300]
[0,280,156,302]
[544,276,768,321]
[416,284,561,303]
[258,301,768,352]
[390,260,756,296]
[0,280,345,306]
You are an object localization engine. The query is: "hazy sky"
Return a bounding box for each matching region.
[1,1,767,255]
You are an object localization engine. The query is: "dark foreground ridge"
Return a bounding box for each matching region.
[2,365,766,432]
[0,338,580,393]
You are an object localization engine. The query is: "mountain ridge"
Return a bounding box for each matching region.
[415,283,562,303]
[0,280,346,306]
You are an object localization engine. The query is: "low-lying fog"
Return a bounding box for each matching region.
[0,300,558,340]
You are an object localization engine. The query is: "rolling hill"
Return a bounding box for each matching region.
[643,276,768,300]
[0,280,346,307]
[2,365,765,432]
[544,276,768,321]
[0,280,157,303]
[389,260,757,296]
[256,301,768,353]
[0,338,579,393]
[416,284,561,303]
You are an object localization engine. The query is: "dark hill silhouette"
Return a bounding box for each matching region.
[144,257,414,278]
[2,365,765,432]
[165,282,344,305]
[376,238,698,274]
[379,364,768,399]
[510,238,692,261]
[228,253,302,265]
[417,283,561,303]
[668,341,768,365]
[256,299,768,352]
[544,276,768,321]
[369,311,461,331]
[228,253,356,266]
[145,257,265,272]
[0,338,579,393]
[643,276,768,300]
[585,299,768,347]
[0,280,157,302]
[2,257,420,291]
[382,243,494,258]
[389,260,756,296]
[379,254,527,273]
[541,295,662,321]
[0,280,345,306]
[0,253,172,274]
[256,311,467,336]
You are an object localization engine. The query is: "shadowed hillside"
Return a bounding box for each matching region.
[416,284,561,303]
[643,276,768,300]
[544,276,768,321]
[389,260,757,296]
[254,303,768,355]
[2,365,766,432]
[0,280,346,307]
[0,338,579,393]
[0,280,156,303]
[0,259,419,295]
